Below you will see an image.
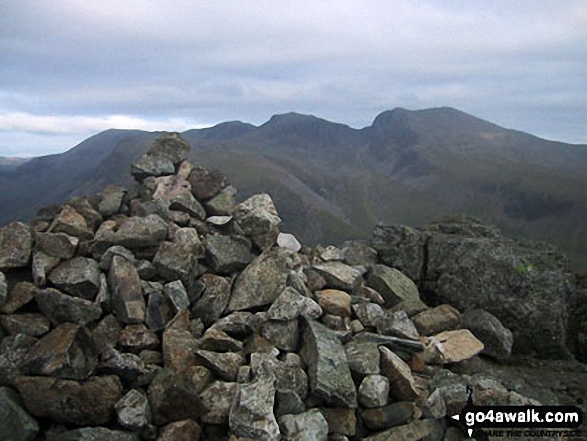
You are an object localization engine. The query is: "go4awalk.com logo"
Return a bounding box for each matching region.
[451,404,583,438]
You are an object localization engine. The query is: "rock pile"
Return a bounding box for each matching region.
[0,133,553,440]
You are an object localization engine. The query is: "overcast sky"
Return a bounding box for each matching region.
[1,0,586,157]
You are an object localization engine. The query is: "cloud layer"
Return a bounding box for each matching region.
[1,0,586,156]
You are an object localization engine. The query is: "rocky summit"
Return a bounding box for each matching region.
[0,132,586,441]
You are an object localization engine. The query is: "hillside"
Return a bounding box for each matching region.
[1,107,586,269]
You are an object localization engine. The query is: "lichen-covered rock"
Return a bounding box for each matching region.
[358,374,390,408]
[229,374,280,441]
[32,251,61,287]
[49,205,93,239]
[228,248,292,312]
[204,185,237,215]
[205,233,253,274]
[200,380,239,424]
[48,257,101,300]
[98,185,127,217]
[375,310,420,340]
[301,319,357,408]
[366,264,420,308]
[267,287,322,321]
[14,375,122,425]
[279,409,329,441]
[234,194,281,250]
[344,339,380,377]
[130,155,175,180]
[360,402,418,432]
[192,274,232,326]
[194,350,244,382]
[0,222,33,270]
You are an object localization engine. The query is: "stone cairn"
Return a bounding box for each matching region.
[0,133,534,441]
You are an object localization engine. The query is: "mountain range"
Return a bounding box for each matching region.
[1,107,586,269]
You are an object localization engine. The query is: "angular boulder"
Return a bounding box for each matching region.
[0,222,33,270]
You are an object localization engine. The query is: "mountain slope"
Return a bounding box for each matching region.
[1,107,586,269]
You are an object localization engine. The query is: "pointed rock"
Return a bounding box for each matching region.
[267,287,322,321]
[234,193,281,250]
[229,374,280,441]
[1,281,36,314]
[36,232,79,259]
[463,309,513,359]
[49,205,93,239]
[301,319,357,408]
[312,262,362,292]
[0,222,33,270]
[367,264,420,308]
[205,233,253,274]
[14,375,122,425]
[376,310,420,340]
[277,232,302,252]
[109,256,146,324]
[379,346,419,401]
[48,257,101,300]
[192,273,232,326]
[194,350,244,382]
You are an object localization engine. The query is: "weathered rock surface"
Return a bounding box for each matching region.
[0,222,33,270]
[234,194,281,250]
[109,256,146,324]
[279,409,329,441]
[0,386,39,441]
[48,257,101,300]
[367,264,420,308]
[463,308,514,359]
[36,288,102,326]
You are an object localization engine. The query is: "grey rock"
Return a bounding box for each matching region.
[279,409,329,441]
[229,374,280,441]
[200,380,239,424]
[358,374,390,408]
[205,233,253,274]
[169,192,207,219]
[55,427,139,441]
[146,291,174,332]
[35,232,79,259]
[109,256,146,324]
[98,185,126,217]
[228,248,292,312]
[115,389,152,430]
[147,368,208,425]
[366,264,420,308]
[23,323,97,379]
[157,419,201,441]
[194,349,244,381]
[99,246,135,270]
[91,314,122,354]
[204,184,236,215]
[48,205,93,239]
[463,309,514,359]
[36,288,102,326]
[371,224,426,282]
[317,407,356,437]
[48,257,101,300]
[118,323,160,353]
[376,310,420,340]
[31,251,60,286]
[250,352,308,400]
[234,193,282,250]
[360,401,418,431]
[277,232,302,252]
[14,375,122,425]
[188,165,228,200]
[0,222,33,270]
[354,332,424,359]
[411,304,461,336]
[130,154,175,180]
[162,309,200,376]
[214,311,261,338]
[0,386,39,441]
[164,280,190,312]
[153,241,196,283]
[191,273,231,326]
[173,227,205,257]
[0,335,38,386]
[199,327,243,352]
[344,340,380,377]
[429,370,469,415]
[352,302,385,329]
[261,319,299,351]
[0,272,6,307]
[97,348,148,382]
[379,346,419,401]
[97,214,168,253]
[0,313,50,337]
[267,286,322,321]
[275,389,306,417]
[312,262,362,292]
[1,282,36,314]
[301,319,357,408]
[147,133,191,165]
[341,240,378,267]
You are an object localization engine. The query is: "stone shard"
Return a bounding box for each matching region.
[147,368,208,425]
[0,272,6,307]
[234,193,281,250]
[312,262,362,292]
[228,248,291,312]
[463,308,514,359]
[130,154,175,180]
[36,288,102,326]
[279,409,329,441]
[118,323,160,353]
[358,374,390,408]
[194,349,244,382]
[97,348,149,383]
[23,322,97,380]
[277,232,302,252]
[162,309,200,376]
[48,257,101,300]
[366,264,420,308]
[35,232,79,259]
[250,352,308,401]
[146,133,191,165]
[0,386,40,441]
[115,388,152,431]
[32,251,61,287]
[301,319,357,408]
[378,346,419,401]
[164,280,190,312]
[261,319,299,351]
[205,233,253,274]
[267,286,322,321]
[109,256,146,324]
[1,281,37,314]
[375,310,420,340]
[153,241,196,283]
[14,375,122,425]
[199,380,239,424]
[229,374,280,441]
[98,185,127,217]
[0,222,33,270]
[0,313,51,337]
[426,329,484,364]
[192,273,232,326]
[0,335,38,385]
